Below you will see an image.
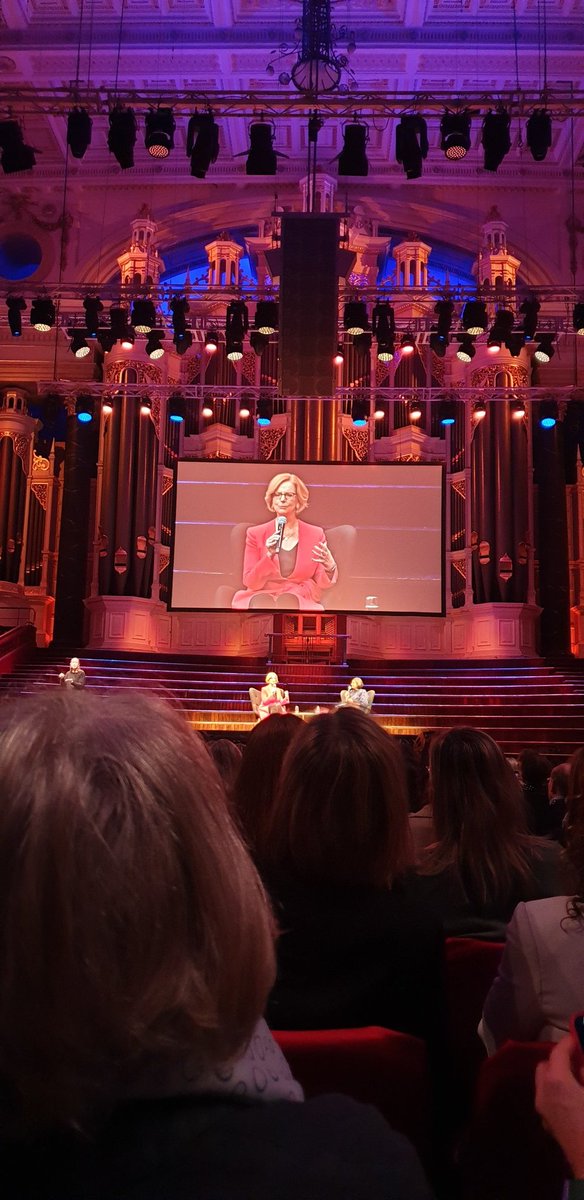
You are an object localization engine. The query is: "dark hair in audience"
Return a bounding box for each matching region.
[519,748,552,789]
[208,736,243,798]
[255,707,413,887]
[419,726,535,908]
[233,714,303,853]
[565,747,584,920]
[0,691,275,1135]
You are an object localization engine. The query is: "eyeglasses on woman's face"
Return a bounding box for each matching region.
[273,490,297,502]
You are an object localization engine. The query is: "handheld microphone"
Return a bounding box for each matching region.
[275,515,286,552]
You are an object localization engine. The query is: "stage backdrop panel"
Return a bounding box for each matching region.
[170,462,444,615]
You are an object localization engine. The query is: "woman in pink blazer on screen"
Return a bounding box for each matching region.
[232,472,338,610]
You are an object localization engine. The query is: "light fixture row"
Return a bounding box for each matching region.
[0,103,554,177]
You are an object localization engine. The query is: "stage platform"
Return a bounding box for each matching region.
[1,648,584,761]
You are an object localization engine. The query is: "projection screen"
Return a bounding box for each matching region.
[170,461,444,615]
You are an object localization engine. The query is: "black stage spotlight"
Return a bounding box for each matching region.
[145,108,175,159]
[173,330,192,355]
[250,331,268,355]
[526,110,552,162]
[506,333,526,357]
[227,338,243,362]
[488,308,514,351]
[108,106,137,169]
[430,333,447,358]
[462,300,488,335]
[131,299,157,334]
[69,330,90,358]
[435,299,454,340]
[254,300,278,335]
[226,300,249,343]
[0,120,36,173]
[352,399,369,427]
[520,298,540,342]
[534,333,555,363]
[573,303,584,336]
[75,394,94,424]
[205,328,219,354]
[109,305,133,346]
[67,107,92,159]
[170,296,189,337]
[257,397,273,426]
[539,400,558,428]
[344,301,369,336]
[83,296,103,337]
[482,110,511,172]
[395,114,428,180]
[372,302,395,361]
[439,400,457,426]
[146,331,165,359]
[186,113,220,178]
[97,330,115,354]
[456,334,476,362]
[30,297,55,332]
[440,111,471,160]
[168,392,186,423]
[246,122,277,174]
[7,295,25,337]
[338,121,369,176]
[354,332,372,355]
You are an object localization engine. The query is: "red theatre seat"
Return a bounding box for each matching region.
[460,1040,566,1200]
[273,1025,432,1156]
[445,937,504,1102]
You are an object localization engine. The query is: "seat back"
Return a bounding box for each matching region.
[339,689,349,704]
[459,1040,564,1200]
[445,937,504,1106]
[366,689,375,710]
[273,1026,432,1159]
[249,686,261,716]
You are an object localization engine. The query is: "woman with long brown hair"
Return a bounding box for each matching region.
[413,726,568,939]
[481,744,584,1049]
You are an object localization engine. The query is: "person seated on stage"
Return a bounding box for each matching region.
[340,677,370,711]
[258,672,289,721]
[0,690,434,1200]
[58,656,86,689]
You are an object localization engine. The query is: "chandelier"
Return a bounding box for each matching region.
[266,0,357,94]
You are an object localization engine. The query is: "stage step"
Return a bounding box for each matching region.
[1,651,584,762]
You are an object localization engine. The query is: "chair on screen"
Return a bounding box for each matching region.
[249,687,262,719]
[213,523,357,608]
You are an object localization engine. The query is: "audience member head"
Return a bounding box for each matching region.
[423,726,532,907]
[255,707,413,888]
[208,736,243,798]
[519,748,554,835]
[549,761,571,802]
[519,748,552,790]
[233,713,303,854]
[0,691,275,1135]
